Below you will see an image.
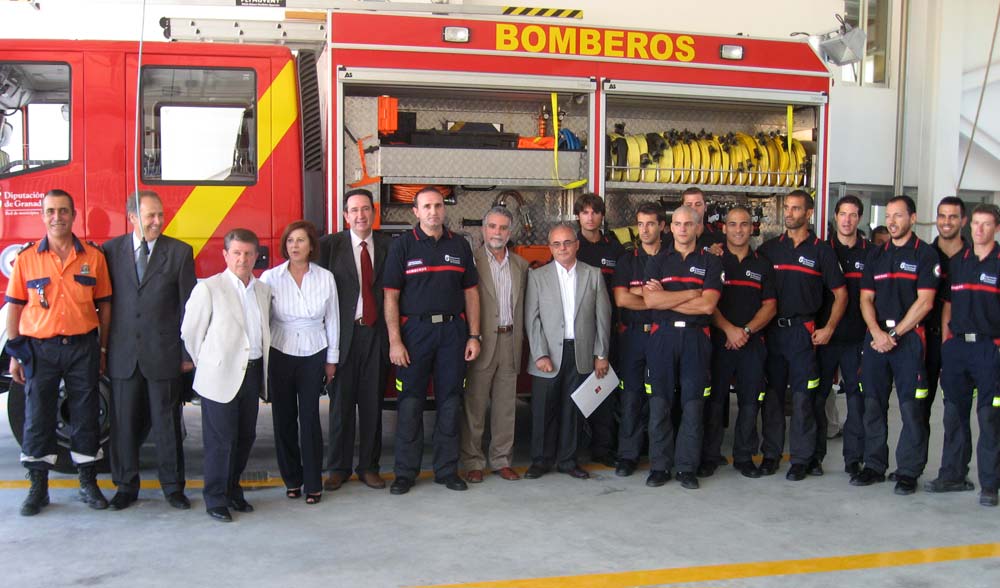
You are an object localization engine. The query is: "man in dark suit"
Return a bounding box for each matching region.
[319,188,392,491]
[103,191,196,510]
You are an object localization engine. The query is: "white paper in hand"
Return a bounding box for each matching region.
[571,366,619,418]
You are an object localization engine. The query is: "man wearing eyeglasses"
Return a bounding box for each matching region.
[6,189,113,516]
[524,222,611,480]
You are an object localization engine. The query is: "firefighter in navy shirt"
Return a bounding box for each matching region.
[816,195,870,476]
[383,187,481,495]
[662,187,726,253]
[928,204,1000,507]
[641,205,722,490]
[611,202,665,477]
[575,193,626,468]
[701,206,776,479]
[758,190,846,480]
[853,195,937,495]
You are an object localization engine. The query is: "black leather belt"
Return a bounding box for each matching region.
[628,323,653,333]
[660,320,701,328]
[497,325,514,333]
[32,329,97,345]
[354,318,372,326]
[776,316,812,328]
[409,313,456,323]
[954,333,998,343]
[247,358,263,368]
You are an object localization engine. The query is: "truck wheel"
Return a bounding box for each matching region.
[7,377,113,474]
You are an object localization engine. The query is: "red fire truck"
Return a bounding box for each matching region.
[0,10,831,469]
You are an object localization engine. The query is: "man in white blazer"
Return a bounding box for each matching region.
[524,222,611,480]
[181,229,271,522]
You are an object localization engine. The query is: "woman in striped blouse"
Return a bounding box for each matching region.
[260,220,339,504]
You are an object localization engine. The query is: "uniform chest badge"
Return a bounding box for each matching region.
[444,254,461,265]
[980,273,997,286]
[746,270,762,281]
[899,261,918,272]
[80,263,90,275]
[797,256,816,268]
[689,265,706,276]
[406,259,424,267]
[603,258,617,268]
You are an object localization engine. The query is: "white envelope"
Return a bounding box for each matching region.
[571,366,620,418]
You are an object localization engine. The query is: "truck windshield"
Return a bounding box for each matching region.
[0,62,71,178]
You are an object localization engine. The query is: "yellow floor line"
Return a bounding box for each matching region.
[412,543,1000,588]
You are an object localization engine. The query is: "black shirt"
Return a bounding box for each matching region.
[577,230,625,296]
[758,231,845,319]
[612,243,659,326]
[644,245,723,326]
[818,235,870,344]
[943,242,1000,337]
[717,246,776,328]
[382,225,478,316]
[662,223,725,252]
[860,233,938,326]
[925,237,967,332]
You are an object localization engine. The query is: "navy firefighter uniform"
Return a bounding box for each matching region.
[816,235,869,471]
[937,242,1000,497]
[702,246,775,467]
[858,233,937,480]
[923,236,967,439]
[644,246,723,475]
[758,232,845,468]
[611,243,657,466]
[382,225,479,481]
[577,230,625,464]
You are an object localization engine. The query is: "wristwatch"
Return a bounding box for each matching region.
[468,334,482,342]
[887,329,898,341]
[742,326,752,335]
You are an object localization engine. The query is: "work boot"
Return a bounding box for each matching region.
[20,469,50,517]
[78,464,108,510]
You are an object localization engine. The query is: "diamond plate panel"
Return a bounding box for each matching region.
[379,146,585,185]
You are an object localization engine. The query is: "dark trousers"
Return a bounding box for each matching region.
[22,332,100,469]
[617,326,650,462]
[394,319,466,480]
[530,340,585,469]
[647,325,711,473]
[704,333,765,464]
[328,323,385,476]
[816,341,864,465]
[938,338,1000,491]
[270,348,325,494]
[110,368,185,495]
[923,326,943,460]
[763,322,819,465]
[201,360,261,510]
[859,330,929,477]
[587,334,619,460]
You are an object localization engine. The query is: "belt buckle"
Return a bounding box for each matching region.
[431,314,444,324]
[673,321,687,328]
[777,318,791,328]
[964,333,978,343]
[642,324,652,333]
[885,319,897,328]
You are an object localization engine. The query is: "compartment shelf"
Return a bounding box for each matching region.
[379,146,586,188]
[605,181,802,194]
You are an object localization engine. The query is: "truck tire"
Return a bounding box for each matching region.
[6,377,113,474]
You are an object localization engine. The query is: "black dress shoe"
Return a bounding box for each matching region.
[786,464,807,481]
[109,492,138,511]
[980,489,999,507]
[759,458,779,476]
[524,464,549,479]
[696,462,718,478]
[734,461,761,479]
[646,470,670,487]
[228,497,254,513]
[390,477,415,495]
[207,507,232,522]
[615,459,637,477]
[850,467,886,486]
[593,454,617,468]
[557,466,590,480]
[676,471,699,489]
[166,492,191,510]
[845,462,862,477]
[894,475,917,495]
[434,475,469,491]
[888,471,898,482]
[807,459,824,476]
[925,477,975,493]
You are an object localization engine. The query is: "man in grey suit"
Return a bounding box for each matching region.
[318,188,392,491]
[461,206,529,483]
[524,222,611,480]
[104,191,196,511]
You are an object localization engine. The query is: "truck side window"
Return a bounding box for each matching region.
[0,63,71,178]
[141,67,257,185]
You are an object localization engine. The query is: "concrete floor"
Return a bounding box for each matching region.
[0,392,997,588]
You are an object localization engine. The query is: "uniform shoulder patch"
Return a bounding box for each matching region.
[17,242,35,255]
[86,240,104,252]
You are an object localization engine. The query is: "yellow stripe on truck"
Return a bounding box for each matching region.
[163,59,299,258]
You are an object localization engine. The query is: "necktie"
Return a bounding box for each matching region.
[137,239,149,282]
[360,241,377,325]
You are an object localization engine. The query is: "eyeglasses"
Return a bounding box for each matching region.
[549,239,577,249]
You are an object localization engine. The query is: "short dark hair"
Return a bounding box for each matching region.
[44,189,75,212]
[681,187,705,202]
[835,194,863,217]
[125,190,161,216]
[343,188,375,211]
[413,186,445,208]
[888,194,917,215]
[573,192,606,216]
[725,206,752,221]
[279,220,319,261]
[872,225,889,236]
[224,228,259,252]
[972,203,1000,225]
[786,189,814,210]
[937,196,966,218]
[636,201,666,224]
